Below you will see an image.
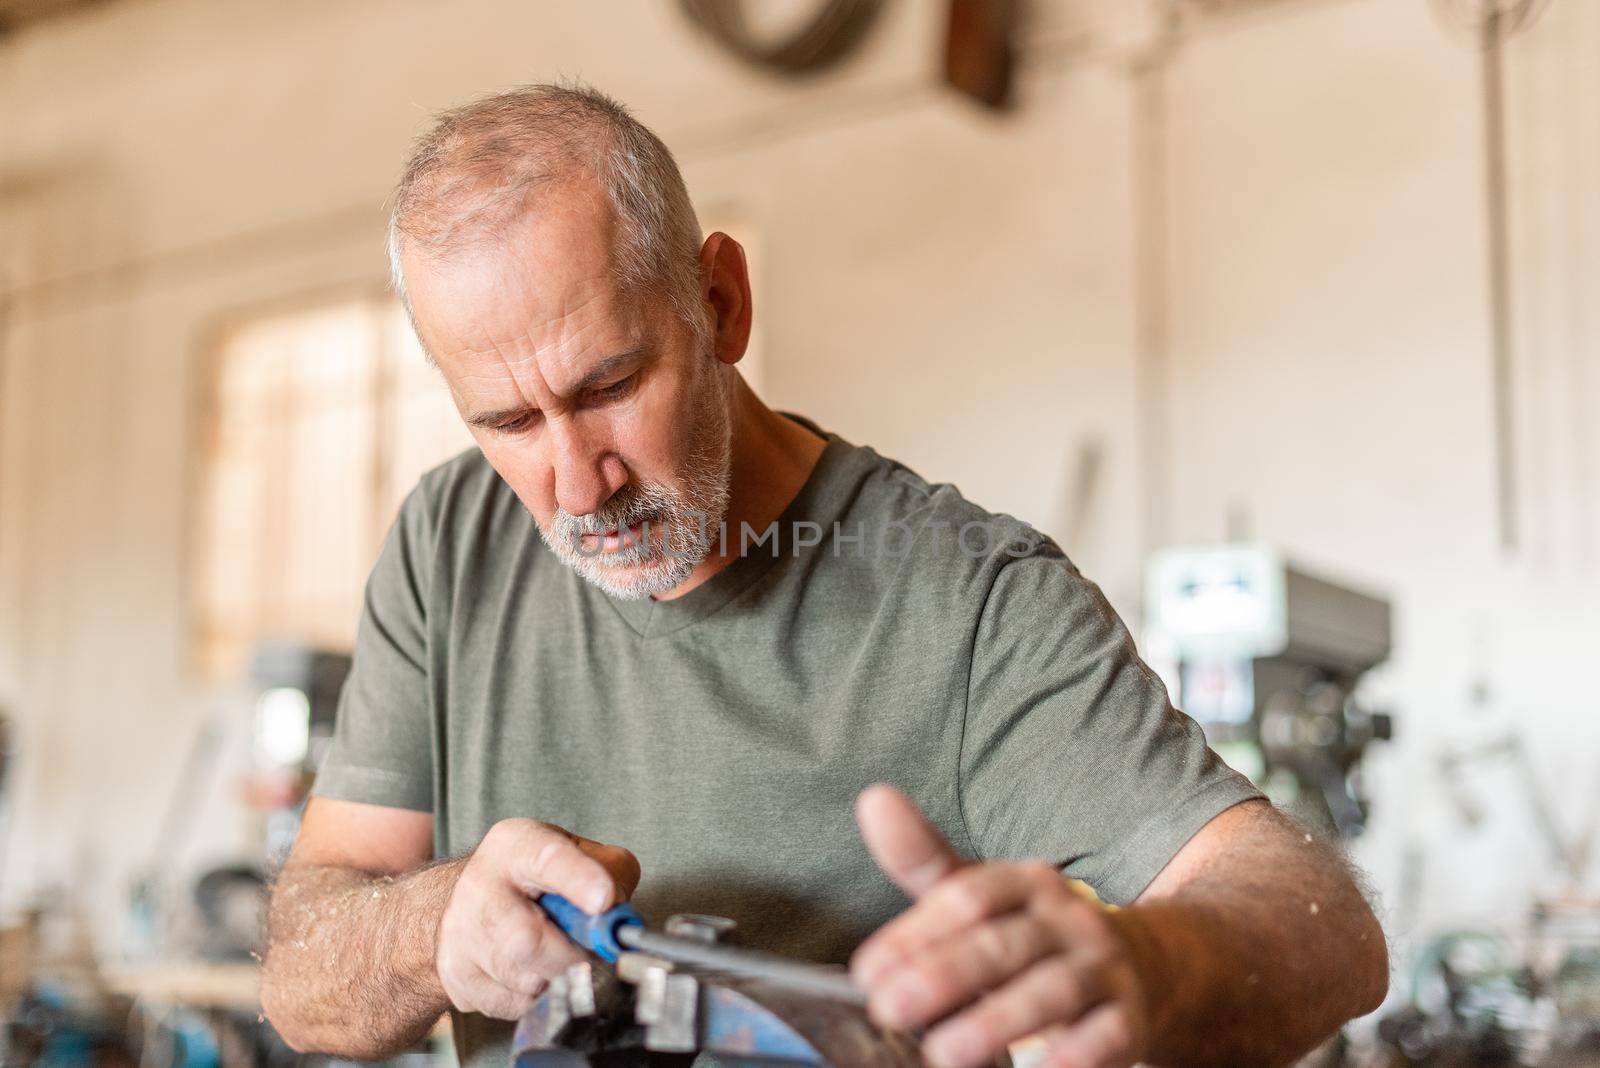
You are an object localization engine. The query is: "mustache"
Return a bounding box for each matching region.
[555,483,672,535]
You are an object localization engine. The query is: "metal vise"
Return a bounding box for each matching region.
[511,913,927,1068]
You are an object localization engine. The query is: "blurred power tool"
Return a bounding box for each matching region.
[1145,544,1393,837]
[515,894,950,1068]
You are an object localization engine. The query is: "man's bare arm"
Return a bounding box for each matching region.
[261,797,642,1059]
[261,798,449,1058]
[263,853,460,1058]
[1118,799,1389,1066]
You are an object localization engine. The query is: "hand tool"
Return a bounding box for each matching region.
[536,893,866,1005]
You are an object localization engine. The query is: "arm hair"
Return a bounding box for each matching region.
[261,856,463,1058]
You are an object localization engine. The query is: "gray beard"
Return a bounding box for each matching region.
[535,366,732,600]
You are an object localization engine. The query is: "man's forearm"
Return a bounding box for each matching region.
[1112,817,1388,1067]
[262,858,463,1058]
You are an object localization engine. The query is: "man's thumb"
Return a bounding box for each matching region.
[855,783,968,899]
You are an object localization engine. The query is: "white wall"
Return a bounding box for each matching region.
[1157,0,1600,934]
[1,0,1596,963]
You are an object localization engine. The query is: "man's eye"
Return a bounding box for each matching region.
[595,374,636,400]
[495,412,542,434]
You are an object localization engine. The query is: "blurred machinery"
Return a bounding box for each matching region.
[1343,739,1600,1068]
[1145,544,1393,837]
[127,643,348,968]
[1145,548,1600,1064]
[1342,902,1600,1067]
[1438,734,1599,893]
[245,643,349,865]
[0,708,12,914]
[49,645,353,1061]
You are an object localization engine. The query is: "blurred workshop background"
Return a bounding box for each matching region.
[1,0,1598,1064]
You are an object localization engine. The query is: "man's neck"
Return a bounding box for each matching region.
[652,374,827,602]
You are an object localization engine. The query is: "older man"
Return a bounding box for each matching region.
[261,84,1386,1068]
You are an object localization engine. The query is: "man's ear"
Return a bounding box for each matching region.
[699,232,752,367]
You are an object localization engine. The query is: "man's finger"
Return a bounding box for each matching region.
[865,911,1054,1031]
[855,784,968,899]
[455,955,540,1021]
[488,904,585,996]
[920,956,1110,1068]
[852,862,1058,986]
[501,823,619,912]
[1035,1003,1140,1068]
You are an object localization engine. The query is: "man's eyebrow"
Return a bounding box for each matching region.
[463,348,647,429]
[466,405,536,429]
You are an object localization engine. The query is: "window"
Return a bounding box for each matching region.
[191,295,470,682]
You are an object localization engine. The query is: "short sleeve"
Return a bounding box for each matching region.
[312,483,438,813]
[959,542,1262,905]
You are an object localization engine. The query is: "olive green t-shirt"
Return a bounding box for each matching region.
[313,418,1259,1066]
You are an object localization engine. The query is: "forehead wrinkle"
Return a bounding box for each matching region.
[509,288,634,401]
[420,208,637,411]
[430,306,541,405]
[486,331,546,413]
[450,315,628,416]
[446,347,545,421]
[447,314,537,403]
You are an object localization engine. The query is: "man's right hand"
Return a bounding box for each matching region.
[436,818,642,1020]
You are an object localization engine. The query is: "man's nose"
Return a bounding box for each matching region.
[551,419,626,518]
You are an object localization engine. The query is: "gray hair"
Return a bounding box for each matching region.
[387,82,705,332]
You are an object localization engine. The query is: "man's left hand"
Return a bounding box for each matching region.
[849,785,1149,1068]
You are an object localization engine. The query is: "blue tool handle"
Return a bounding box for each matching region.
[536,893,643,963]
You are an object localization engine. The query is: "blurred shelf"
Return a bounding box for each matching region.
[100,960,260,1012]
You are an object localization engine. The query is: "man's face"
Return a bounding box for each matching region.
[402,185,731,599]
